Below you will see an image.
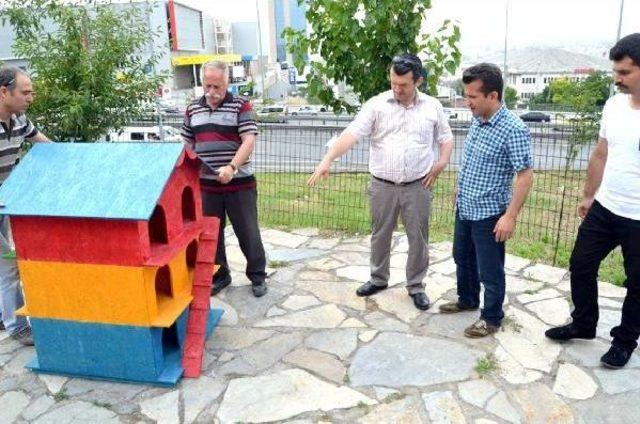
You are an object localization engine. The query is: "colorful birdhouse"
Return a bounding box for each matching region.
[0,143,222,385]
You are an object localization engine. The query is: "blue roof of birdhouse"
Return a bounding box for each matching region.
[0,143,187,220]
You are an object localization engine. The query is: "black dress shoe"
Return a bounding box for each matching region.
[211,272,232,296]
[356,281,388,297]
[545,323,596,341]
[601,345,634,369]
[252,281,268,298]
[410,292,430,311]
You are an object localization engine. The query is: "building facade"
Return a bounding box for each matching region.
[0,0,258,106]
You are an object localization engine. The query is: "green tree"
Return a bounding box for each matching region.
[549,77,577,106]
[548,71,612,111]
[1,0,167,141]
[504,86,518,109]
[283,0,461,112]
[546,71,612,264]
[529,85,551,106]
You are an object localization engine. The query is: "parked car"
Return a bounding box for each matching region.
[290,106,318,116]
[519,111,551,122]
[105,126,182,142]
[256,105,288,123]
[443,107,458,120]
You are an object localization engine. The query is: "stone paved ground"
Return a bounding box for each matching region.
[1,228,638,423]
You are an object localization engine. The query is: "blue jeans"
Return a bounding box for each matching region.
[0,215,28,335]
[453,211,506,327]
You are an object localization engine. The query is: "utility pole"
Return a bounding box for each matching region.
[502,0,510,102]
[610,0,625,97]
[255,0,267,100]
[616,0,625,41]
[146,1,164,140]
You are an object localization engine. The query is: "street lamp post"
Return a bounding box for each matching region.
[616,0,625,41]
[255,0,267,99]
[610,0,625,97]
[502,0,510,102]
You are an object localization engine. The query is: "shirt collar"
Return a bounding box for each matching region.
[384,89,425,106]
[476,104,506,127]
[0,114,18,131]
[198,92,233,109]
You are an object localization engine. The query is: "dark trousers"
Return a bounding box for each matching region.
[453,211,506,326]
[201,187,267,285]
[570,200,640,350]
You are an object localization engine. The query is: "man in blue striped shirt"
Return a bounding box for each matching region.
[439,63,533,338]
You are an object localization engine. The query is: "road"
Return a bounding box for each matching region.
[254,123,595,173]
[136,114,595,172]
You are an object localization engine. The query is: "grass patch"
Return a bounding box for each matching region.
[474,353,499,376]
[357,401,373,414]
[383,392,405,403]
[91,400,112,409]
[257,171,625,285]
[53,389,69,402]
[502,315,523,333]
[268,260,290,268]
[319,413,332,421]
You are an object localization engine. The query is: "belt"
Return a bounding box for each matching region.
[373,175,425,186]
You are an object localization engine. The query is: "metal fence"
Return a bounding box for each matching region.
[129,112,597,265]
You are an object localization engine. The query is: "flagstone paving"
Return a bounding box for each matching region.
[1,228,639,423]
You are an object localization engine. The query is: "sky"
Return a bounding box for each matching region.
[184,0,639,56]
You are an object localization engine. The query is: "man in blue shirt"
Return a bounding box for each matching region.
[439,63,533,337]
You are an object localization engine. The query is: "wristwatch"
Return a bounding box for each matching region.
[228,163,239,175]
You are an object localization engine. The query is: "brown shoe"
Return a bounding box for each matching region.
[439,301,478,314]
[464,319,499,338]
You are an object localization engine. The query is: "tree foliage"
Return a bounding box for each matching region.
[1,0,167,141]
[283,0,461,112]
[504,86,518,109]
[548,71,612,111]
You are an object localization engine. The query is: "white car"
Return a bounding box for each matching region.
[290,106,318,116]
[443,108,458,120]
[256,105,288,123]
[105,126,182,142]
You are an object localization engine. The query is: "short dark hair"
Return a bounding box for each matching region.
[0,66,28,93]
[609,33,640,66]
[462,63,504,101]
[391,54,423,82]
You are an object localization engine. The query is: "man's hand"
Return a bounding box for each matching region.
[307,160,331,186]
[451,188,457,208]
[216,165,234,184]
[577,196,595,219]
[422,162,446,189]
[493,214,516,242]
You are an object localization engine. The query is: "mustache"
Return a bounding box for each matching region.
[615,83,627,89]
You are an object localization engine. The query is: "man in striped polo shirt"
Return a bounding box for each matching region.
[182,61,267,298]
[0,66,49,345]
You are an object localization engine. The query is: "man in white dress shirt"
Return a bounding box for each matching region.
[308,54,453,310]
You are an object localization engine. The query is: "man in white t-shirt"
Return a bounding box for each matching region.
[546,33,640,369]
